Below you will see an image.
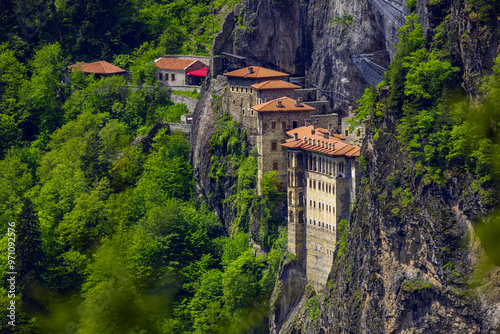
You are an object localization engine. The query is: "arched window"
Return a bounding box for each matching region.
[297,172,304,187]
[297,153,304,168]
[298,211,304,224]
[298,192,304,206]
[338,162,345,177]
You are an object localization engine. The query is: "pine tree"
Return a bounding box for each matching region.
[16,198,43,305]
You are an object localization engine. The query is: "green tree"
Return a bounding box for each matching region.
[16,198,44,309]
[18,43,64,143]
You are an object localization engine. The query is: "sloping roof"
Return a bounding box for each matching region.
[224,66,289,79]
[252,97,315,113]
[251,80,301,90]
[282,125,360,157]
[155,58,202,70]
[70,61,126,74]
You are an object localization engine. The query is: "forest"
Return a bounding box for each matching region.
[0,0,290,333]
[2,0,500,332]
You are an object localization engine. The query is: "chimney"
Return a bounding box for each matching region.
[294,132,298,141]
[248,67,253,74]
[303,136,307,143]
[277,100,283,107]
[311,128,315,135]
[324,132,329,139]
[295,97,303,107]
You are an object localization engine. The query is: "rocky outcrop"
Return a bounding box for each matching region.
[190,0,500,331]
[272,106,500,333]
[167,92,199,112]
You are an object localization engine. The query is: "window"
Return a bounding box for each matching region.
[298,192,304,206]
[292,120,298,128]
[298,211,304,224]
[297,172,303,187]
[242,109,245,116]
[356,128,362,137]
[271,142,277,151]
[282,121,287,129]
[231,86,234,92]
[344,129,349,137]
[165,73,169,81]
[159,73,163,80]
[251,109,254,116]
[171,74,175,81]
[272,162,278,170]
[339,162,345,175]
[272,121,276,129]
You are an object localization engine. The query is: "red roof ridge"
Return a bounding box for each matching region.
[252,96,315,112]
[282,125,360,157]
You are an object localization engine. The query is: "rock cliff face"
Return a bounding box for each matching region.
[270,110,500,333]
[190,0,500,331]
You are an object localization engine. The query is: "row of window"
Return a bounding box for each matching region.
[308,219,335,232]
[231,86,253,94]
[312,244,335,256]
[158,73,176,81]
[268,120,299,130]
[308,179,335,194]
[308,200,335,213]
[242,109,254,116]
[343,128,363,137]
[288,171,304,187]
[291,153,345,177]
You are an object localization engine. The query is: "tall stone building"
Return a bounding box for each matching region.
[282,125,360,288]
[251,97,315,193]
[223,66,292,143]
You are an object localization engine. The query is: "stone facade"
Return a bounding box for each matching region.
[155,58,207,88]
[253,97,315,194]
[310,113,339,132]
[283,126,360,288]
[341,113,365,146]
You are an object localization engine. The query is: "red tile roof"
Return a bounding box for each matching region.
[70,61,126,74]
[224,66,289,79]
[155,58,202,70]
[251,80,301,90]
[252,97,315,113]
[282,125,360,157]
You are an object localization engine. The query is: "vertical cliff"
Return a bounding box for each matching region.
[190,0,500,331]
[271,109,500,333]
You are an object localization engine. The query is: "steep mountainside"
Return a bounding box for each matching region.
[190,0,500,332]
[271,109,500,333]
